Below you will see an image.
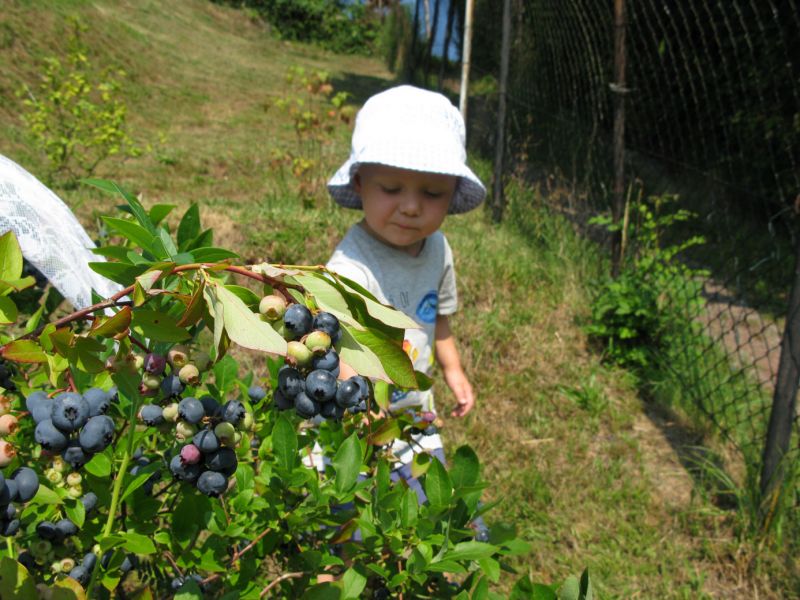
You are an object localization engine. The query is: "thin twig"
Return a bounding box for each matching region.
[200,524,274,586]
[164,551,183,577]
[259,572,305,598]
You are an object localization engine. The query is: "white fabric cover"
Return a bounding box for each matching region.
[0,154,120,309]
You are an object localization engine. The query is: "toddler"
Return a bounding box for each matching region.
[326,85,486,499]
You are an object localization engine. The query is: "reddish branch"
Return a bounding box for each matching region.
[259,572,305,598]
[200,524,275,586]
[8,263,304,345]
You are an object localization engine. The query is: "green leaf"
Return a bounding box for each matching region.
[337,326,388,383]
[0,231,23,282]
[212,355,239,394]
[272,415,298,471]
[131,309,190,342]
[174,579,203,598]
[178,204,201,249]
[89,261,149,286]
[224,285,260,308]
[210,283,287,355]
[368,419,401,446]
[400,488,418,528]
[450,445,480,489]
[64,498,86,528]
[333,433,362,495]
[84,453,112,477]
[0,556,39,599]
[340,567,366,599]
[30,484,60,505]
[439,541,499,563]
[83,179,157,234]
[91,245,132,261]
[103,216,159,256]
[558,576,582,600]
[0,296,18,325]
[1,340,47,363]
[334,272,419,329]
[423,457,451,508]
[349,327,417,388]
[191,247,239,262]
[410,452,432,478]
[149,203,176,225]
[478,557,501,583]
[121,531,156,555]
[90,306,132,338]
[294,273,363,330]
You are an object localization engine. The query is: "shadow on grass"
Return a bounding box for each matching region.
[330,72,398,106]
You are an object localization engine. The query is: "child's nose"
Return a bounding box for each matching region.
[398,192,422,216]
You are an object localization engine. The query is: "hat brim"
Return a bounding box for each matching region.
[328,158,486,215]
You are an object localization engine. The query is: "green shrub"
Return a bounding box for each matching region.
[18,18,140,187]
[586,192,707,369]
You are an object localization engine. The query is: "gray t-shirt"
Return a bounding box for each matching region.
[326,223,458,411]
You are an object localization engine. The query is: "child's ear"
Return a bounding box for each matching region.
[353,173,362,194]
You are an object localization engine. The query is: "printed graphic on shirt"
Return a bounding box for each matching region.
[415,291,438,324]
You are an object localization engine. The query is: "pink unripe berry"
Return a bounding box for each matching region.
[421,411,436,423]
[180,444,202,465]
[0,414,19,436]
[0,440,16,466]
[259,294,287,321]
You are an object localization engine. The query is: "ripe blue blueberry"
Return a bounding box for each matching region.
[62,440,92,469]
[221,400,245,425]
[169,454,202,483]
[196,470,228,497]
[11,467,39,502]
[3,503,15,521]
[2,479,17,503]
[79,415,115,453]
[178,397,205,424]
[248,385,267,404]
[81,492,98,513]
[25,391,51,424]
[83,387,111,417]
[82,552,97,571]
[55,518,78,538]
[293,391,320,419]
[193,429,220,454]
[305,370,337,402]
[1,519,19,536]
[139,404,164,426]
[69,565,90,585]
[161,374,185,399]
[199,395,221,418]
[36,520,57,540]
[34,420,68,452]
[283,304,313,340]
[311,348,339,376]
[273,388,293,410]
[205,447,238,476]
[320,401,344,421]
[335,378,361,409]
[312,311,340,339]
[51,392,90,432]
[278,366,304,398]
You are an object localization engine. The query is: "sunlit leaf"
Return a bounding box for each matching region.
[1,340,47,363]
[0,230,23,282]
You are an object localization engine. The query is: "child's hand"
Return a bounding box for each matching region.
[444,368,475,417]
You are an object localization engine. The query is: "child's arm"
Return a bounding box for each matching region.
[434,314,474,417]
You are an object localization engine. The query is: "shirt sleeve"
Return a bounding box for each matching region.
[437,235,458,315]
[326,253,375,296]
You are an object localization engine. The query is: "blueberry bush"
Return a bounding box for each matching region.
[0,181,590,598]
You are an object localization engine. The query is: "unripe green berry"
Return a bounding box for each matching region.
[67,485,83,499]
[259,294,287,321]
[168,345,190,369]
[50,561,62,574]
[287,341,313,368]
[60,558,76,573]
[304,330,331,354]
[66,472,82,487]
[133,355,145,371]
[51,457,67,472]
[162,402,180,422]
[175,421,197,441]
[214,421,236,445]
[32,540,52,558]
[242,412,255,431]
[142,373,161,391]
[272,320,290,340]
[178,363,201,386]
[46,469,62,485]
[234,431,242,445]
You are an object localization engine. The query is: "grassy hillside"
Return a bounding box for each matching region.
[1,1,795,597]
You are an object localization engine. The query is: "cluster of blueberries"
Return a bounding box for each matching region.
[0,359,16,392]
[29,388,116,469]
[140,393,255,498]
[271,305,371,419]
[0,467,39,537]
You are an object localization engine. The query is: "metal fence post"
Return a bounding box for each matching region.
[491,0,512,223]
[611,0,627,276]
[760,233,800,507]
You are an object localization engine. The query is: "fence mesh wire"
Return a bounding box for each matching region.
[470,0,800,479]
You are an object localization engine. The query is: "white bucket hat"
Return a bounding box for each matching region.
[327,85,486,214]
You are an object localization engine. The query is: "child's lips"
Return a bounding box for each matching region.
[393,223,416,230]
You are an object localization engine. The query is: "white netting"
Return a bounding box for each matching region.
[0,154,121,309]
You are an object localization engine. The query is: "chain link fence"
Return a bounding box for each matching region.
[469,0,799,508]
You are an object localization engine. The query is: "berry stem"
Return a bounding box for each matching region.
[6,537,13,558]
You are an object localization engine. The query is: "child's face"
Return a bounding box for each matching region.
[354,164,457,256]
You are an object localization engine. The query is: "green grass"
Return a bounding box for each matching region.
[2,1,798,597]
